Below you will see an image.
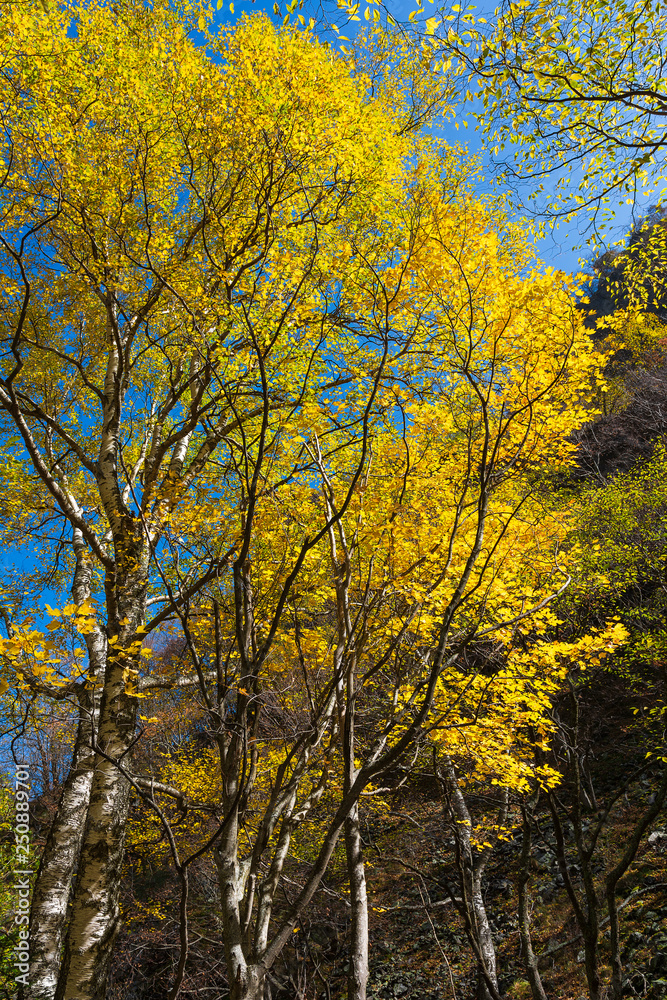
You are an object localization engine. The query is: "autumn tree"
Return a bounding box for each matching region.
[0,3,620,1000]
[91,180,610,1000]
[488,446,667,1000]
[0,1,428,996]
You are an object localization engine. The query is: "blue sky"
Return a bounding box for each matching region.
[201,0,653,280]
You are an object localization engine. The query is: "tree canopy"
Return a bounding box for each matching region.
[1,4,666,1000]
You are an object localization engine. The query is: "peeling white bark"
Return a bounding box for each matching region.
[54,607,141,1000]
[28,532,106,1000]
[27,687,99,1000]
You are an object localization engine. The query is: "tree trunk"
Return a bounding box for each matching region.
[471,866,498,1000]
[54,558,144,1000]
[28,687,99,1000]
[28,532,105,1000]
[442,759,500,1000]
[53,726,133,1000]
[548,793,601,1000]
[229,966,263,1000]
[606,766,667,1000]
[551,693,603,1000]
[215,811,254,1000]
[345,801,369,1000]
[517,802,548,1000]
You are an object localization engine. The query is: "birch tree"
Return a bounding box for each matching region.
[0,3,617,999]
[106,187,611,1000]
[0,2,418,996]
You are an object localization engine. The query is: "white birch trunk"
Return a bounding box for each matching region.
[54,306,151,999]
[27,686,99,1000]
[345,801,369,1000]
[53,665,137,1000]
[28,532,105,1000]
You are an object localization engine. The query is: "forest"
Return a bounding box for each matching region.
[0,1,665,999]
